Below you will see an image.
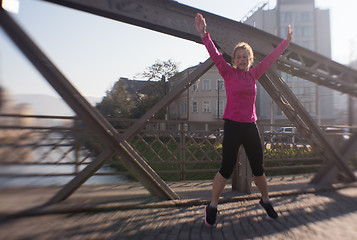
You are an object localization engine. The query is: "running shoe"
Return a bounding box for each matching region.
[205,204,217,227]
[259,198,278,219]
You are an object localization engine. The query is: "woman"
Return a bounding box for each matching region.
[195,13,293,227]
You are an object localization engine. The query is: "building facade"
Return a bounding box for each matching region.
[168,65,226,130]
[245,0,336,124]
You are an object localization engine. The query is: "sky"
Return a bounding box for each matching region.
[1,0,357,101]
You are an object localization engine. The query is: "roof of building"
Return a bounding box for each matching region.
[117,77,158,95]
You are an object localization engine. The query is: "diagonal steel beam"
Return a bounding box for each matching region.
[339,133,357,167]
[1,6,215,202]
[39,0,357,185]
[0,8,179,201]
[48,148,115,204]
[6,0,355,194]
[258,66,356,183]
[39,0,356,184]
[311,132,357,184]
[48,58,213,202]
[51,59,212,202]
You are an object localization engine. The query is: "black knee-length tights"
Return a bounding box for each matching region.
[219,119,264,179]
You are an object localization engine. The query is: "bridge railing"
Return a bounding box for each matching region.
[0,114,124,186]
[0,114,355,186]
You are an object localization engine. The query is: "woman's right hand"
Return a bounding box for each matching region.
[195,13,206,38]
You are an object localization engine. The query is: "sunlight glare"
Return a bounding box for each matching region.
[2,0,19,13]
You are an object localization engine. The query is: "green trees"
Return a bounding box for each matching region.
[140,59,178,81]
[95,79,135,119]
[96,59,179,122]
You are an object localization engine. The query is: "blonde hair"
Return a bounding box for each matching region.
[232,42,254,69]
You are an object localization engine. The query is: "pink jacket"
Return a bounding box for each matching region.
[202,33,288,122]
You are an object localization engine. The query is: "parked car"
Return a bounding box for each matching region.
[324,127,350,142]
[271,127,302,143]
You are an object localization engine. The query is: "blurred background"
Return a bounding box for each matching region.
[0,0,356,187]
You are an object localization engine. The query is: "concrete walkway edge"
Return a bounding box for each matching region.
[2,181,356,219]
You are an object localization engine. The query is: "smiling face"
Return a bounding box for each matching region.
[234,49,250,71]
[232,42,254,71]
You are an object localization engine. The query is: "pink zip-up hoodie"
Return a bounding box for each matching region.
[202,33,288,123]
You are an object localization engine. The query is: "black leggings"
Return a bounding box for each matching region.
[219,119,264,179]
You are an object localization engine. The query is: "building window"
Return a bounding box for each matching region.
[280,27,287,38]
[216,100,224,117]
[202,79,211,91]
[216,79,224,90]
[181,102,187,115]
[202,100,211,112]
[280,12,292,23]
[297,41,314,51]
[301,12,313,22]
[192,101,198,113]
[192,82,198,91]
[294,26,313,38]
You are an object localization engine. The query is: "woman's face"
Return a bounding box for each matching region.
[234,49,251,71]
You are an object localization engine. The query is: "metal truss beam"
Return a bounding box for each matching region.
[311,132,357,184]
[40,0,357,182]
[42,0,357,97]
[49,59,212,202]
[1,5,216,202]
[48,148,115,204]
[0,8,181,201]
[258,66,356,183]
[6,0,355,190]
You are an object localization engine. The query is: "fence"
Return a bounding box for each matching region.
[0,114,122,186]
[0,114,355,186]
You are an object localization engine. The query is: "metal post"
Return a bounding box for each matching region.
[348,96,354,126]
[179,121,185,180]
[316,84,321,126]
[270,97,274,132]
[217,81,220,121]
[73,117,80,174]
[232,146,252,193]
